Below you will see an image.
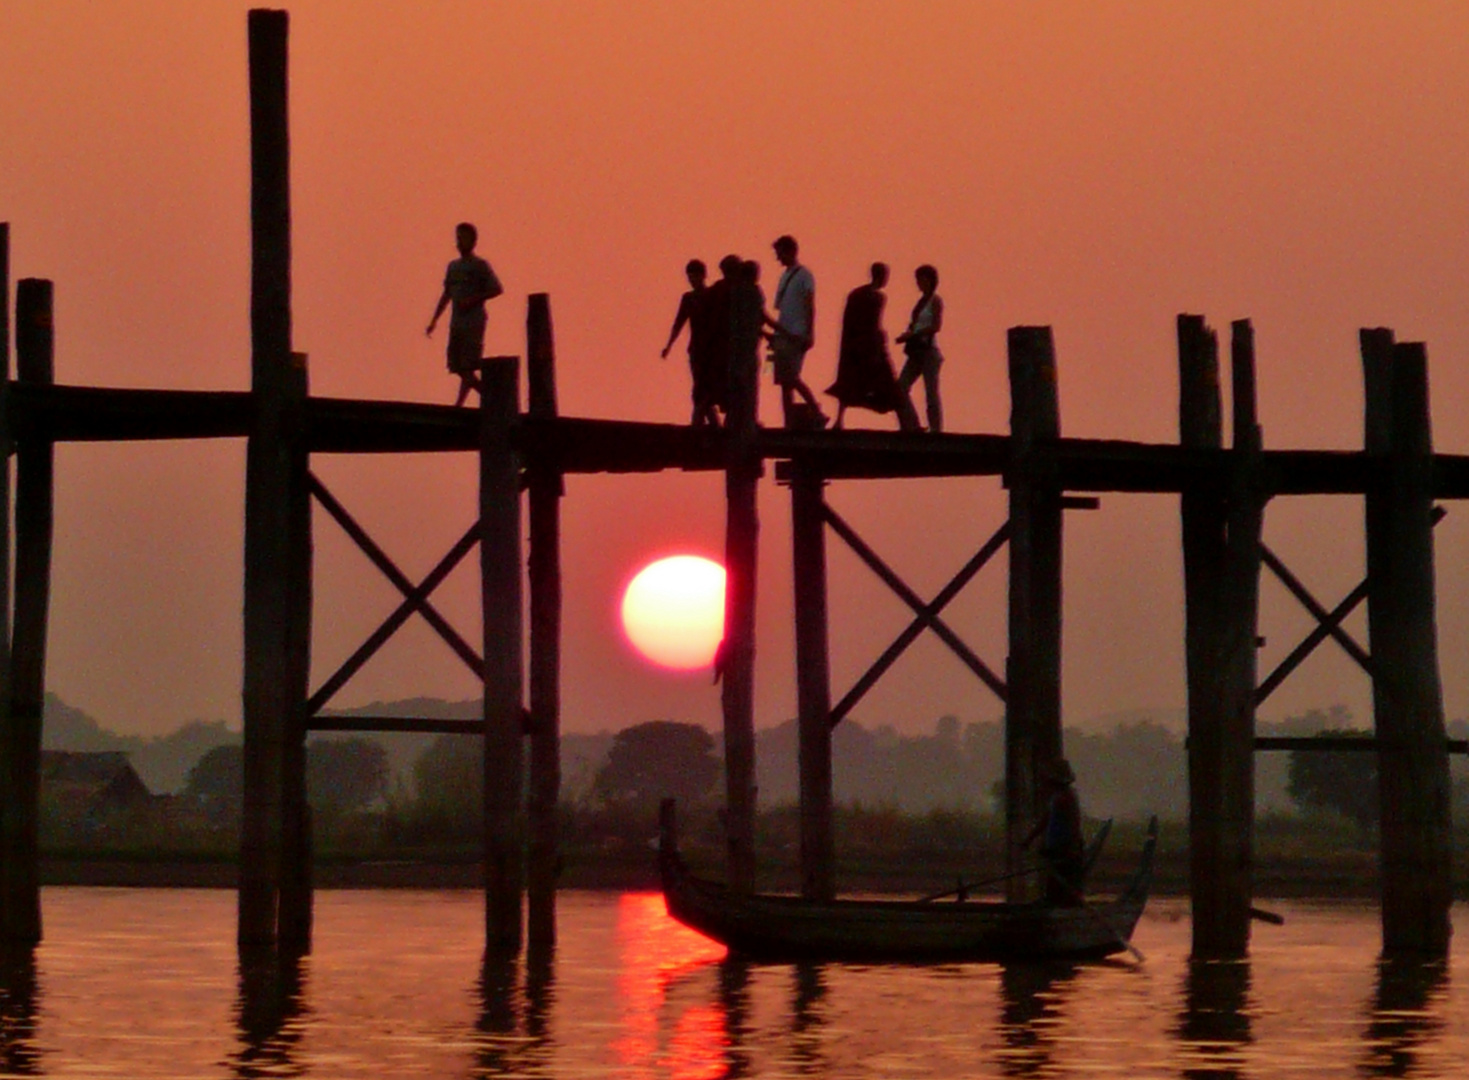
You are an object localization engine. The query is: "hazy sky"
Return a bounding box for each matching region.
[4,1,1469,738]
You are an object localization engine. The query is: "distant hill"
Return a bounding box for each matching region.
[42,694,237,794]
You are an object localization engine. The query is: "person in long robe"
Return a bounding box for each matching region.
[825,262,920,431]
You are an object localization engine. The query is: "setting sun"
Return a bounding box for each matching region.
[620,556,726,670]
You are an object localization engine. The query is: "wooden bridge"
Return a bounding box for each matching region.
[1,9,1461,962]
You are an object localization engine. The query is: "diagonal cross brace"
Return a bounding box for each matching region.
[1260,543,1371,672]
[308,473,484,714]
[823,504,1008,724]
[1254,508,1444,706]
[1255,577,1368,705]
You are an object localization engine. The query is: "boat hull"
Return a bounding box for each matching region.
[659,807,1156,963]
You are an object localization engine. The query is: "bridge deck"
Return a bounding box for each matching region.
[11,382,1469,497]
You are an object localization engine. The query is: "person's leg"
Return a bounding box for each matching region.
[894,388,920,432]
[923,353,943,433]
[896,354,925,431]
[449,321,486,406]
[794,377,822,410]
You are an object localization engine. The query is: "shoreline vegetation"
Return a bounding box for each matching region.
[36,810,1468,900]
[37,696,1469,901]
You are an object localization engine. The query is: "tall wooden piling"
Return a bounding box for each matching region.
[5,279,53,947]
[1216,320,1263,957]
[720,277,763,893]
[526,295,562,948]
[1362,330,1452,955]
[1004,326,1063,900]
[240,7,292,950]
[277,352,313,953]
[1179,314,1258,958]
[790,461,833,901]
[0,223,13,943]
[1178,314,1226,955]
[481,358,525,953]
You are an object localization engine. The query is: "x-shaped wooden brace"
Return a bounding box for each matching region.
[307,472,483,715]
[1254,509,1443,705]
[823,503,1010,726]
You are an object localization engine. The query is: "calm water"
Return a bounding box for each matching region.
[0,889,1466,1078]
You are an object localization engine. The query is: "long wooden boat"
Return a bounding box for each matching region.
[659,801,1157,963]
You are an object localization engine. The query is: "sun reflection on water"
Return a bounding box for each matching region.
[609,892,727,1078]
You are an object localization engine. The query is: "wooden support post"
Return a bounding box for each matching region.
[790,460,833,901]
[1213,320,1263,958]
[481,357,525,954]
[277,352,312,953]
[240,7,292,951]
[525,294,561,949]
[720,275,763,893]
[1362,329,1452,955]
[1179,314,1225,955]
[1179,313,1255,958]
[1004,326,1062,901]
[0,222,12,943]
[4,279,52,947]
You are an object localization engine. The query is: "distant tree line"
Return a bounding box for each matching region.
[37,694,1469,862]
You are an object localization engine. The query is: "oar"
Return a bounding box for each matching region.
[1041,859,1146,965]
[917,866,1039,903]
[1250,906,1285,926]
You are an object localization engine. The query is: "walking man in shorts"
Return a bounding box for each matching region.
[765,235,828,428]
[426,222,504,407]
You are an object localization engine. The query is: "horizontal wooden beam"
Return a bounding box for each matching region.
[308,715,481,735]
[10,383,1469,497]
[1253,736,1469,754]
[309,709,532,734]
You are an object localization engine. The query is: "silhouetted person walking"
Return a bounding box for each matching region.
[727,260,766,432]
[896,264,944,432]
[826,262,920,432]
[661,259,721,427]
[765,235,828,428]
[426,222,504,407]
[705,255,743,423]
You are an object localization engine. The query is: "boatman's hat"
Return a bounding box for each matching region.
[1042,758,1076,786]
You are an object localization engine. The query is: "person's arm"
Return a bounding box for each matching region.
[661,295,692,358]
[798,278,815,349]
[426,286,451,336]
[482,263,504,302]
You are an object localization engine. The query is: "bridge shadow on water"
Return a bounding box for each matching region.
[1175,958,1253,1080]
[1360,956,1448,1078]
[231,946,309,1078]
[474,946,556,1078]
[0,946,41,1077]
[215,898,1460,1078]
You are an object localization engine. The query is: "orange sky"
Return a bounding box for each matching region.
[5,1,1469,739]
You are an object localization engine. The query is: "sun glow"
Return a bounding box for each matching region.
[620,556,726,670]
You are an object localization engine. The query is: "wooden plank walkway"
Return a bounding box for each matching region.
[12,381,1469,497]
